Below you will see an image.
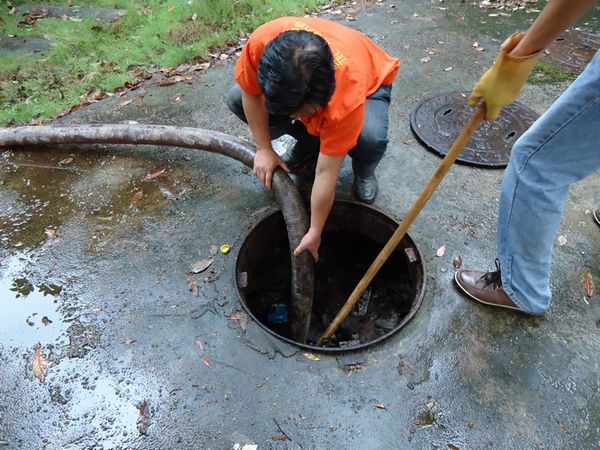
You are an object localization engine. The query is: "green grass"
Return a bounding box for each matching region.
[0,0,336,126]
[528,60,578,85]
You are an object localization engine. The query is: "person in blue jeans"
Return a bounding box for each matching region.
[454,0,599,315]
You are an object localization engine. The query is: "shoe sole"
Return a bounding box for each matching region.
[453,272,523,312]
[594,211,600,226]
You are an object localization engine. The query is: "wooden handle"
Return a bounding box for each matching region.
[316,103,486,346]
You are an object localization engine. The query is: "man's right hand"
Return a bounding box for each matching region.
[253,148,290,189]
[470,32,540,120]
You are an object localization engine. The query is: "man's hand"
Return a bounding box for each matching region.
[294,228,321,262]
[470,32,540,120]
[253,149,290,189]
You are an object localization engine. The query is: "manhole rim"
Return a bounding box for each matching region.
[409,90,539,169]
[233,200,427,354]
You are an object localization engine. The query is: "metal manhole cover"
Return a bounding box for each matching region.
[410,91,539,168]
[540,28,600,75]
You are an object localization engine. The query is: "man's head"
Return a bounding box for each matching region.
[258,30,335,116]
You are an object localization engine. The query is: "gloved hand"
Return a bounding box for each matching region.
[470,32,541,120]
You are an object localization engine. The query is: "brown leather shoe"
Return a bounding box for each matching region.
[454,260,522,312]
[594,206,600,226]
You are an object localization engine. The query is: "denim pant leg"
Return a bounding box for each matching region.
[498,50,600,314]
[225,84,296,139]
[348,84,392,165]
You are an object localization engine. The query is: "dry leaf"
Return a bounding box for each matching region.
[167,5,175,12]
[229,312,242,320]
[583,270,594,297]
[272,434,289,441]
[186,274,199,296]
[131,190,144,205]
[303,353,320,361]
[374,402,386,409]
[119,99,132,107]
[453,256,462,268]
[203,356,211,367]
[41,316,52,326]
[426,401,435,409]
[33,344,48,383]
[436,245,446,257]
[90,306,103,312]
[44,228,56,239]
[58,157,73,165]
[189,258,213,274]
[403,139,412,145]
[145,169,166,180]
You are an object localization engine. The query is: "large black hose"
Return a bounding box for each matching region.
[0,124,314,343]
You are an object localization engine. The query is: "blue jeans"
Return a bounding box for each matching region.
[225,84,392,165]
[498,50,600,314]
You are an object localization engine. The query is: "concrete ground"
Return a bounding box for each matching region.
[1,1,599,448]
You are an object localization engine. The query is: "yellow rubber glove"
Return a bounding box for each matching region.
[470,32,541,120]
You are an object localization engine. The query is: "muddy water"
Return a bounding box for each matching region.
[245,230,415,347]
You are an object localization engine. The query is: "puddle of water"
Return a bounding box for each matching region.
[0,255,67,347]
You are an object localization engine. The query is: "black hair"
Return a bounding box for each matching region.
[257,30,335,115]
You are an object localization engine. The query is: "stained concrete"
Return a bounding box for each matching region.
[1,1,599,449]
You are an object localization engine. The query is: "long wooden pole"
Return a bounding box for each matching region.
[316,103,487,346]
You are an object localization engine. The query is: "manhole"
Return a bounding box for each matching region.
[540,28,600,75]
[234,201,425,353]
[410,91,539,168]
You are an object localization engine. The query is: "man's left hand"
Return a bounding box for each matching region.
[294,228,321,262]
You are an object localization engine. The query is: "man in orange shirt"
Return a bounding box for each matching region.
[226,16,400,261]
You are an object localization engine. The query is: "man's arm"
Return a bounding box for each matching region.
[470,0,597,119]
[511,0,596,57]
[241,90,289,188]
[294,153,345,262]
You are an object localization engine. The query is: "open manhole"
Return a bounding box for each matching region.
[234,201,425,353]
[540,28,600,75]
[410,91,539,168]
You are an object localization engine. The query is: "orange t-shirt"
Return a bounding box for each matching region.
[235,16,400,156]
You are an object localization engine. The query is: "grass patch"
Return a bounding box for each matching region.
[529,60,577,84]
[0,0,337,126]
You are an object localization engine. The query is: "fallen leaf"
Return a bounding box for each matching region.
[453,256,462,268]
[119,99,132,107]
[229,312,242,320]
[448,445,460,450]
[374,402,386,409]
[426,401,435,409]
[90,306,103,312]
[272,434,289,441]
[189,258,213,274]
[122,338,137,345]
[403,139,412,145]
[583,270,594,297]
[44,228,56,239]
[145,169,166,180]
[186,274,199,296]
[558,422,567,431]
[58,157,73,165]
[41,316,52,326]
[167,5,175,12]
[203,356,211,367]
[436,245,446,257]
[131,189,144,205]
[33,344,48,383]
[137,399,151,435]
[303,352,320,361]
[194,338,204,350]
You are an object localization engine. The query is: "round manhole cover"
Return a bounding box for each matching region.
[410,91,539,168]
[234,201,425,353]
[540,28,600,75]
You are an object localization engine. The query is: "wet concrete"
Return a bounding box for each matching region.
[1,1,599,448]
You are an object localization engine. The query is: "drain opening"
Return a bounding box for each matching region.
[235,201,425,352]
